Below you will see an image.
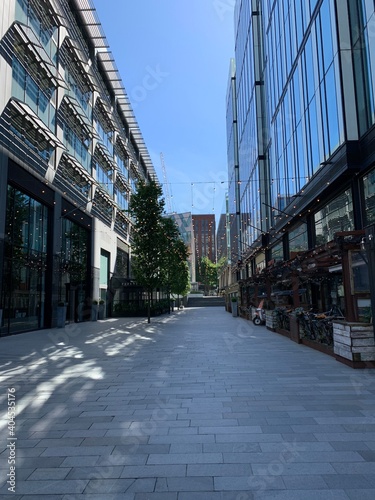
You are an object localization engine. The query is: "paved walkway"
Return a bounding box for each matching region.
[0,307,375,499]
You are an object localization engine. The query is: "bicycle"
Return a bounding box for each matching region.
[274,307,291,331]
[296,309,334,345]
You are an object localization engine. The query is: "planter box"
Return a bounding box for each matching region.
[91,304,98,321]
[333,321,375,362]
[266,310,278,330]
[231,302,238,317]
[98,304,105,320]
[289,315,300,343]
[57,306,67,328]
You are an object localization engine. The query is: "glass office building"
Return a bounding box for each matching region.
[0,0,158,335]
[227,0,375,323]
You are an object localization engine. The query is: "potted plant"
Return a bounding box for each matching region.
[231,297,238,317]
[92,300,99,321]
[57,301,67,328]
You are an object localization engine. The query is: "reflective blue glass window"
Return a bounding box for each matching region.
[15,0,57,60]
[325,64,340,154]
[295,0,304,48]
[63,125,90,171]
[304,36,314,105]
[115,151,128,181]
[12,58,55,130]
[296,122,308,183]
[116,189,128,211]
[95,161,113,197]
[66,71,92,117]
[319,79,330,158]
[320,0,334,74]
[308,97,321,173]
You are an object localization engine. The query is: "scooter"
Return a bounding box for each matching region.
[252,307,266,325]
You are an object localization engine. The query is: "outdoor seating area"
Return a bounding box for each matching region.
[231,231,375,367]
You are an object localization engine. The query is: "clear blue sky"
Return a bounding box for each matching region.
[93,0,235,221]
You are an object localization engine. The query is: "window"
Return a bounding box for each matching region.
[62,124,90,171]
[15,0,58,60]
[288,223,308,257]
[314,190,354,245]
[270,241,284,263]
[1,186,49,334]
[66,71,92,115]
[95,160,113,197]
[115,148,129,181]
[351,251,369,293]
[116,189,128,211]
[363,168,375,225]
[12,58,55,129]
[114,249,129,278]
[94,106,114,156]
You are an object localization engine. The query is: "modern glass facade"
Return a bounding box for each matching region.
[226,59,241,267]
[226,0,375,323]
[0,0,158,335]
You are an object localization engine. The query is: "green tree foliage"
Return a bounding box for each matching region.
[129,181,191,320]
[170,255,190,301]
[129,180,165,322]
[197,256,222,295]
[216,256,227,274]
[160,217,190,306]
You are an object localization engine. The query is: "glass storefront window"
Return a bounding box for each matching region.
[351,251,370,293]
[1,186,48,335]
[314,189,354,245]
[288,223,308,257]
[270,241,283,263]
[60,218,89,320]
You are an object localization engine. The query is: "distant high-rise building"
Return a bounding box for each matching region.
[169,212,196,284]
[192,214,216,264]
[192,214,217,292]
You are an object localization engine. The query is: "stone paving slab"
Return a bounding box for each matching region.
[0,308,374,498]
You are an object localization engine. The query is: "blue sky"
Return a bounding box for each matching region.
[93,0,235,221]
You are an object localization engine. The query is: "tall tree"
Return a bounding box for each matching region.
[169,241,190,305]
[160,217,190,310]
[128,180,165,323]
